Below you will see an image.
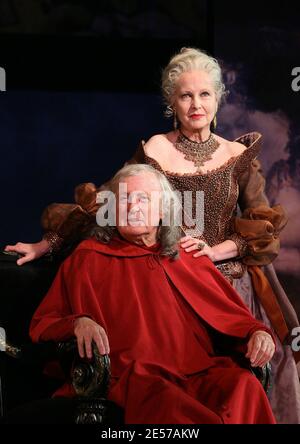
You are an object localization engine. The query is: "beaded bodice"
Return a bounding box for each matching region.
[143,133,261,247]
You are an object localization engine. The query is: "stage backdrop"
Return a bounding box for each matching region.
[214,2,300,313]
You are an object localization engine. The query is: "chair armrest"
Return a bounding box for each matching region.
[2,338,119,423]
[249,363,272,394]
[57,340,111,398]
[230,352,272,394]
[2,338,111,398]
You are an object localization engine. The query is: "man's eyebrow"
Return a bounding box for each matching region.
[126,191,151,200]
[129,190,149,195]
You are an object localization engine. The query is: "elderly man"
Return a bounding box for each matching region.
[30,164,276,424]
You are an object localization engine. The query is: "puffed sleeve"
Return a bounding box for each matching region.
[41,182,100,245]
[230,134,288,266]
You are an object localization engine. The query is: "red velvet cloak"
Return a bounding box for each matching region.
[30,237,275,424]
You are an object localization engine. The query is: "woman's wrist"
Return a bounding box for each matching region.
[38,239,52,254]
[211,240,239,262]
[210,246,221,262]
[42,231,64,254]
[227,233,248,258]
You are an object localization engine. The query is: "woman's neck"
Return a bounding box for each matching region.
[179,127,211,142]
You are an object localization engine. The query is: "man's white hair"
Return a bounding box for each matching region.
[91,164,183,259]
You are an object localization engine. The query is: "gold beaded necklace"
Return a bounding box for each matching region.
[174,130,220,169]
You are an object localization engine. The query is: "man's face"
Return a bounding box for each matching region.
[116,173,162,245]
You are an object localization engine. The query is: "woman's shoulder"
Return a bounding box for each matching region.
[144,132,175,156]
[215,134,247,157]
[216,132,262,162]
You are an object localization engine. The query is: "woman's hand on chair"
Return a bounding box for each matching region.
[4,240,51,266]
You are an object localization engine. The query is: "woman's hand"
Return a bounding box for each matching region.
[180,236,217,261]
[246,330,275,367]
[73,317,110,359]
[180,236,239,262]
[4,240,51,266]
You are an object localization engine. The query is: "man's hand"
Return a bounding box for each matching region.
[246,330,275,367]
[4,240,50,265]
[73,317,110,359]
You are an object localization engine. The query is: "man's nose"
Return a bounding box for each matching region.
[128,198,140,211]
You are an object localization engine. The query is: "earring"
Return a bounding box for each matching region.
[166,104,173,116]
[173,109,178,130]
[212,115,217,130]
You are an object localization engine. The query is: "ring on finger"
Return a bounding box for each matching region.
[197,241,206,250]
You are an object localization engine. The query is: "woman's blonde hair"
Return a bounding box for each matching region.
[162,47,226,115]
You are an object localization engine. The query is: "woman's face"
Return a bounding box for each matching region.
[173,70,218,133]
